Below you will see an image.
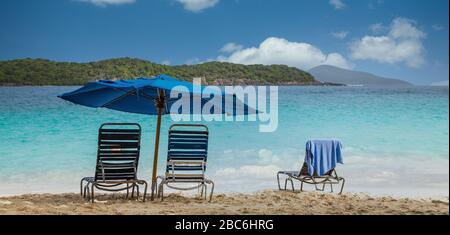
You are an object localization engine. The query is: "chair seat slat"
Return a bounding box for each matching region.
[169,135,208,139]
[169,143,207,149]
[169,130,208,135]
[101,129,140,133]
[169,139,208,144]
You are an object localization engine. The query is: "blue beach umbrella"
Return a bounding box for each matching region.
[58,74,257,200]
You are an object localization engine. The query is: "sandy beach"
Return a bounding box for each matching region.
[0,191,447,215]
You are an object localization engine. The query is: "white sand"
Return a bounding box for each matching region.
[0,190,448,215]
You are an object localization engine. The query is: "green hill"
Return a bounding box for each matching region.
[0,57,319,86]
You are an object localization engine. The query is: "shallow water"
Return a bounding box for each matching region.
[0,86,448,197]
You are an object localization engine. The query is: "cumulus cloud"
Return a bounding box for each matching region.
[331,31,349,39]
[329,0,345,10]
[218,37,354,70]
[77,0,135,7]
[350,17,426,68]
[176,0,219,12]
[220,43,244,53]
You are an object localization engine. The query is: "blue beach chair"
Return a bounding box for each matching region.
[277,140,346,194]
[80,123,148,202]
[157,124,215,201]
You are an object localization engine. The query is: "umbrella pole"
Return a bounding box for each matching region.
[150,94,164,201]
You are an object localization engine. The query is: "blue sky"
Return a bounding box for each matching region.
[0,0,448,85]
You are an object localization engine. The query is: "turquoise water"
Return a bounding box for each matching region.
[0,86,448,196]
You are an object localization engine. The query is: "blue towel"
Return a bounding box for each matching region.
[304,140,344,176]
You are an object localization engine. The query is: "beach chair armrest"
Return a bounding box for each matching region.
[98,161,106,182]
[167,160,207,179]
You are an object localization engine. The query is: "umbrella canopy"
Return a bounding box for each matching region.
[58,74,257,200]
[59,74,254,115]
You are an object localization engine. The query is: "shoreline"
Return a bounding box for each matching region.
[0,190,448,215]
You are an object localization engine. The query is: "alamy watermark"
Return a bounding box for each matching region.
[169,78,278,133]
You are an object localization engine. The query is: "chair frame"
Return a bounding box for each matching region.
[80,123,148,202]
[277,163,345,194]
[157,124,215,201]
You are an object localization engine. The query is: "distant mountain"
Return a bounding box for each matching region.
[0,58,321,86]
[309,65,413,87]
[430,80,449,86]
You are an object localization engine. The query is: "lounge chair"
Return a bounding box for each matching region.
[80,123,148,202]
[277,140,345,194]
[157,124,215,201]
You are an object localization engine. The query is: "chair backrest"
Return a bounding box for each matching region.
[166,124,209,181]
[301,139,343,177]
[95,123,141,182]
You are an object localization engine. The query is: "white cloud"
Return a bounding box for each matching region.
[389,18,425,39]
[185,57,201,65]
[329,0,345,10]
[220,43,244,53]
[161,60,171,65]
[331,31,348,39]
[219,37,354,70]
[350,17,426,68]
[77,0,135,7]
[369,23,385,33]
[176,0,219,12]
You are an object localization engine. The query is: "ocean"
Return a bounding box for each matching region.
[0,86,448,197]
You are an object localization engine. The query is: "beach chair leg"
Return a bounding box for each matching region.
[209,181,215,202]
[142,181,148,202]
[126,183,130,199]
[300,181,304,192]
[330,184,334,193]
[80,179,84,196]
[198,183,202,196]
[277,172,282,190]
[289,179,295,192]
[200,183,205,197]
[160,184,164,201]
[91,184,95,203]
[84,185,89,199]
[339,178,345,195]
[157,184,161,198]
[131,184,136,199]
[314,184,321,191]
[157,182,162,199]
[285,178,294,191]
[136,185,140,201]
[84,184,90,199]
